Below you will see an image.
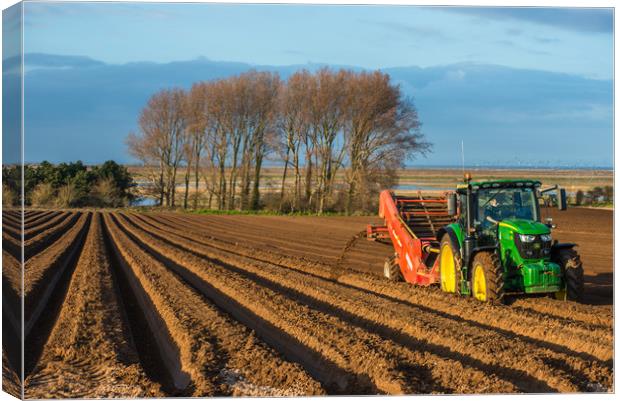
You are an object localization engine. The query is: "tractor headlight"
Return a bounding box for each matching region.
[540,234,552,242]
[519,234,536,243]
[515,233,552,259]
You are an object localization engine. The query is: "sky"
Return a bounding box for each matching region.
[2,1,614,167]
[22,3,613,79]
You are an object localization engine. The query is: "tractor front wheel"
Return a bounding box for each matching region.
[552,248,584,302]
[383,255,403,281]
[471,252,505,304]
[439,234,461,294]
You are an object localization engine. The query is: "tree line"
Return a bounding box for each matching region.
[574,186,613,206]
[127,68,429,214]
[2,160,133,207]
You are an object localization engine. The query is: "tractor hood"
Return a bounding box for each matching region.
[499,219,550,235]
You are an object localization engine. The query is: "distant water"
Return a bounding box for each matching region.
[131,197,159,207]
[395,185,451,191]
[405,165,613,171]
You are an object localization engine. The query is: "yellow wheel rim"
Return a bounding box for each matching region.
[554,289,567,300]
[472,264,487,301]
[440,244,456,293]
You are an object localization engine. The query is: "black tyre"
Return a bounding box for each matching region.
[552,248,584,302]
[439,234,462,294]
[471,251,505,304]
[383,255,403,281]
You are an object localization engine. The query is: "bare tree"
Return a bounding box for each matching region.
[185,83,210,208]
[128,88,187,207]
[276,70,313,211]
[343,71,399,213]
[309,68,347,214]
[129,68,429,214]
[203,80,230,209]
[344,74,429,212]
[249,72,281,210]
[126,132,164,205]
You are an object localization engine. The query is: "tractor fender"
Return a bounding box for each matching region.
[468,245,499,280]
[551,242,577,256]
[436,227,461,255]
[472,245,498,253]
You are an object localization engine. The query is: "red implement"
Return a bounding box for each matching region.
[367,190,455,286]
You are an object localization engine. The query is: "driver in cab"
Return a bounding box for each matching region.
[482,193,508,224]
[485,198,501,221]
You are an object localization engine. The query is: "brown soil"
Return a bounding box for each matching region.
[163,207,612,306]
[104,213,324,396]
[121,213,611,392]
[4,207,613,397]
[25,214,161,398]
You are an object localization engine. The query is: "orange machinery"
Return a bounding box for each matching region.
[367,190,455,285]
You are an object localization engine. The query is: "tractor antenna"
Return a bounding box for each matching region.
[461,139,465,175]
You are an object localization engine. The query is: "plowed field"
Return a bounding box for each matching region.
[2,208,613,398]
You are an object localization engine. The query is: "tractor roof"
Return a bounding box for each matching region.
[456,179,541,191]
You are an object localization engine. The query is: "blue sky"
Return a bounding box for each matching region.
[22,3,613,78]
[4,2,614,166]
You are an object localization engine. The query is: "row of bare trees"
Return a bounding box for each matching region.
[127,68,429,213]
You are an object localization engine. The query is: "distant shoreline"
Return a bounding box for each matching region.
[401,166,614,171]
[17,162,614,171]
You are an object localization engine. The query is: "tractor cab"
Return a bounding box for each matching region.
[459,180,542,246]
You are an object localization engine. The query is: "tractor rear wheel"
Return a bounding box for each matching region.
[552,248,584,302]
[439,234,461,294]
[471,252,505,304]
[383,255,403,281]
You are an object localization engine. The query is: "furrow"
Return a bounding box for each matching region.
[24,209,54,224]
[23,212,73,240]
[2,212,22,228]
[24,212,92,381]
[116,213,517,394]
[510,298,612,326]
[104,213,324,397]
[24,213,162,399]
[2,232,21,260]
[142,213,613,362]
[3,250,22,392]
[24,212,81,260]
[23,211,62,228]
[124,213,611,392]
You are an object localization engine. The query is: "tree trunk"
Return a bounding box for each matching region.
[228,135,241,209]
[218,159,226,209]
[293,142,301,212]
[171,166,178,207]
[317,148,329,215]
[279,147,291,211]
[345,178,355,216]
[183,165,190,209]
[251,151,263,210]
[158,168,164,206]
[239,135,251,209]
[304,149,313,210]
[193,154,201,209]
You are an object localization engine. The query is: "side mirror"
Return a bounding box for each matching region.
[447,193,457,216]
[558,188,567,211]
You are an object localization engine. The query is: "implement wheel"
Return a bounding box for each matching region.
[552,248,584,302]
[439,234,461,294]
[383,255,403,281]
[471,252,505,304]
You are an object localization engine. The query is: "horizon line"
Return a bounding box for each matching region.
[15,52,612,81]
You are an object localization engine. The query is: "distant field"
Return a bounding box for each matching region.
[127,166,613,196]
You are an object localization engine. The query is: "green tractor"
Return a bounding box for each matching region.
[438,175,584,303]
